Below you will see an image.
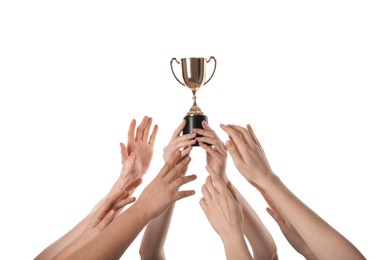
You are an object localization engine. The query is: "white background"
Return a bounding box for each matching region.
[1,1,389,259]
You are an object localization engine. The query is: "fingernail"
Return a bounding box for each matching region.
[226,141,231,147]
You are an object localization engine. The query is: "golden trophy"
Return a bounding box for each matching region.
[170,56,217,145]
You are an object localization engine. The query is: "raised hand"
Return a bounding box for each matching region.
[200,166,243,236]
[220,124,274,184]
[200,166,252,260]
[120,116,158,179]
[194,121,228,183]
[134,151,197,219]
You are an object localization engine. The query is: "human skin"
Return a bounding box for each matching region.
[200,166,253,260]
[194,121,277,260]
[220,123,366,260]
[264,193,317,260]
[139,119,196,260]
[35,116,157,260]
[66,151,197,260]
[53,188,138,260]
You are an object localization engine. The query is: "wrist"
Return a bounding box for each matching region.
[130,201,154,221]
[249,170,279,190]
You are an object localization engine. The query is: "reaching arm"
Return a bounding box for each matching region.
[264,193,317,260]
[53,189,137,260]
[195,121,277,260]
[68,151,197,260]
[35,116,157,260]
[140,120,195,260]
[221,123,366,260]
[200,166,253,260]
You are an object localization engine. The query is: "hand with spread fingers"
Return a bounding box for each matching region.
[120,116,158,179]
[220,124,274,185]
[200,166,252,260]
[135,152,197,219]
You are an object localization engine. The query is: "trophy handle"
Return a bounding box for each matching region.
[204,56,217,85]
[170,58,185,86]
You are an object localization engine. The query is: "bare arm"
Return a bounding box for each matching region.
[68,152,196,260]
[195,121,277,260]
[53,190,137,260]
[200,166,253,260]
[221,123,366,260]
[139,120,195,260]
[34,215,91,260]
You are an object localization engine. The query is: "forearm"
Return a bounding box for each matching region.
[139,204,175,260]
[221,232,253,260]
[237,190,277,260]
[254,174,365,260]
[35,215,91,260]
[68,204,151,260]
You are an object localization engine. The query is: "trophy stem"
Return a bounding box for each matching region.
[192,89,198,107]
[188,89,204,115]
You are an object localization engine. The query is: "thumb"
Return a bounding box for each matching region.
[96,210,116,231]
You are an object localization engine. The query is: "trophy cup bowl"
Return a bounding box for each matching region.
[170,57,217,146]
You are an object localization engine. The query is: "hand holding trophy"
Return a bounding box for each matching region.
[170,57,217,146]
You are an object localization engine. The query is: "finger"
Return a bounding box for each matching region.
[173,174,197,189]
[226,181,239,202]
[96,190,127,218]
[266,207,286,227]
[192,128,214,138]
[199,197,209,212]
[220,124,248,154]
[113,197,136,211]
[225,140,245,165]
[201,184,212,201]
[173,189,196,202]
[125,178,143,193]
[208,166,226,193]
[142,117,153,141]
[158,150,181,177]
[166,156,191,181]
[176,137,196,149]
[172,120,187,138]
[247,124,261,147]
[135,116,148,141]
[95,210,116,231]
[163,134,196,159]
[205,174,218,196]
[148,124,158,146]
[198,141,220,158]
[227,124,254,147]
[120,143,129,165]
[180,145,192,158]
[263,193,286,219]
[127,119,136,148]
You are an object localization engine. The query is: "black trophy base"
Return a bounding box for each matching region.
[183,114,208,146]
